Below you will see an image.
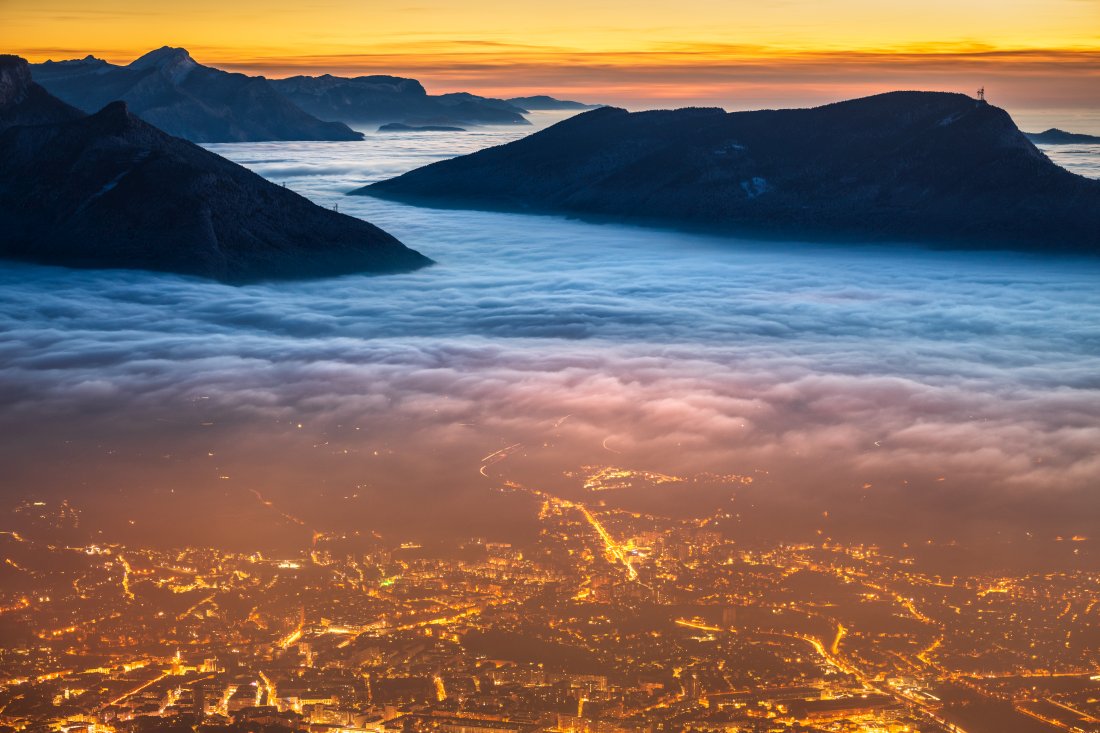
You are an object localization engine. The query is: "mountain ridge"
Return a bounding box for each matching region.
[506,95,602,111]
[30,47,364,143]
[359,91,1100,253]
[1025,128,1100,145]
[0,56,431,282]
[268,73,530,127]
[0,54,85,130]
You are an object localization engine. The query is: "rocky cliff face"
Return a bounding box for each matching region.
[0,56,431,282]
[360,92,1100,253]
[0,54,84,131]
[0,54,35,105]
[30,47,363,143]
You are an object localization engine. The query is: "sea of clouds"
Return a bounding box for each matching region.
[1,124,1098,544]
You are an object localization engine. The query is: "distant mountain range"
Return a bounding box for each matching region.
[268,74,530,128]
[30,47,364,143]
[359,92,1100,253]
[29,47,602,143]
[1025,128,1100,145]
[0,55,431,282]
[506,95,603,111]
[379,123,466,132]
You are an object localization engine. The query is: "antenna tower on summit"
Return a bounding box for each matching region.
[976,87,986,102]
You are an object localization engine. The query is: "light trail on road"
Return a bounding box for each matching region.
[578,505,638,580]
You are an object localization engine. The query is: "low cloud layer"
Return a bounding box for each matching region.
[1,135,1098,546]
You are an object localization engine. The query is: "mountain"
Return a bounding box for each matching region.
[1025,128,1100,145]
[0,56,431,282]
[269,74,529,127]
[507,95,602,111]
[0,54,85,130]
[379,123,466,132]
[30,47,363,143]
[359,92,1100,253]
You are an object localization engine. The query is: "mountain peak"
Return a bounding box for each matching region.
[129,46,193,67]
[87,100,136,134]
[1023,127,1100,145]
[128,46,197,81]
[0,55,85,132]
[0,55,34,107]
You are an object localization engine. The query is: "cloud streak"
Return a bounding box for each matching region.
[203,45,1100,110]
[10,41,1100,110]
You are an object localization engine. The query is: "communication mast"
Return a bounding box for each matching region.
[976,87,986,102]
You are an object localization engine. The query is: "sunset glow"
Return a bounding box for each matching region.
[4,0,1099,107]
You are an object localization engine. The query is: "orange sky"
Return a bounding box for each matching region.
[3,0,1099,109]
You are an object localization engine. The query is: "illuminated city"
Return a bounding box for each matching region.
[2,2,1100,732]
[2,451,1096,733]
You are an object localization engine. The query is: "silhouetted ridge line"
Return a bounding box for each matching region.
[0,54,84,131]
[0,56,432,282]
[506,95,603,111]
[269,73,530,128]
[1025,128,1100,145]
[30,47,363,143]
[360,91,1100,253]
